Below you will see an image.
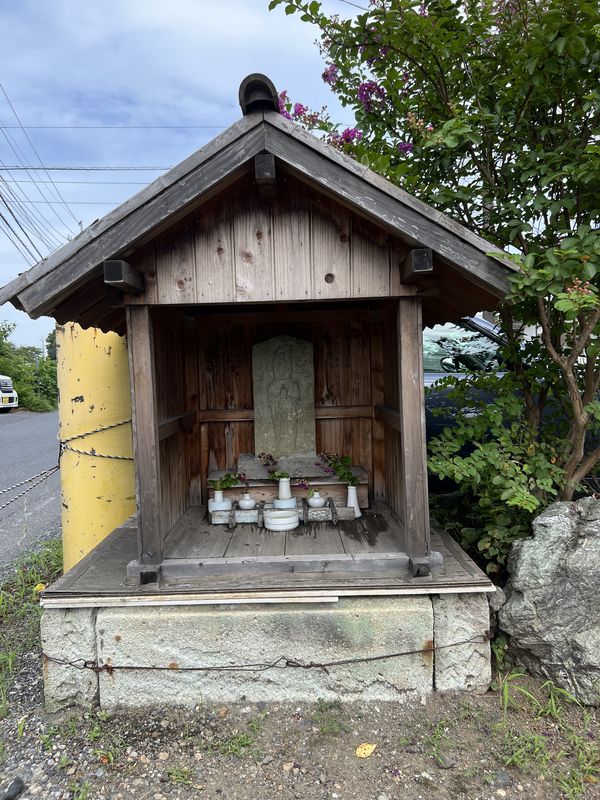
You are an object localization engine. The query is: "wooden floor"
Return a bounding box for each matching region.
[43,503,493,605]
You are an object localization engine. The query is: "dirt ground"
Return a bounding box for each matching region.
[1,645,599,800]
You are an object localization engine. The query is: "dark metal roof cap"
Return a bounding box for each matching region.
[239,74,279,115]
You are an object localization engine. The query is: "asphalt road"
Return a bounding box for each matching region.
[0,410,60,572]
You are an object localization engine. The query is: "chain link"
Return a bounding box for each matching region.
[0,468,58,497]
[59,418,134,461]
[0,466,60,511]
[0,419,134,513]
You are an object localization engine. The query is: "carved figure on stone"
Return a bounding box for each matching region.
[267,344,300,454]
[252,335,315,458]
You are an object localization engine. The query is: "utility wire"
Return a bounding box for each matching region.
[0,174,63,249]
[0,209,38,263]
[0,129,73,242]
[0,190,44,259]
[0,164,65,248]
[0,84,80,231]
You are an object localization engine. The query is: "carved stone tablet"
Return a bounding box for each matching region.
[252,336,315,458]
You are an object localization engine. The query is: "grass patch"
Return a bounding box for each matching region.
[493,673,600,799]
[312,699,349,736]
[0,538,62,718]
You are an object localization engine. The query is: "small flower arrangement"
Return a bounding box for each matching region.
[297,479,315,498]
[208,472,242,491]
[316,452,359,486]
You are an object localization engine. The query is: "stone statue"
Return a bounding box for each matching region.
[252,336,315,459]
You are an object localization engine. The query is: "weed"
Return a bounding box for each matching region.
[16,716,26,737]
[167,765,195,785]
[538,681,581,720]
[61,716,79,737]
[492,671,541,716]
[88,722,103,741]
[57,753,72,770]
[312,699,348,736]
[68,780,90,800]
[491,634,508,671]
[425,718,449,762]
[207,731,255,758]
[0,538,62,719]
[247,716,263,734]
[93,747,114,765]
[504,731,550,770]
[40,725,60,751]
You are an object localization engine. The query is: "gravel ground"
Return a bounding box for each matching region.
[1,643,599,800]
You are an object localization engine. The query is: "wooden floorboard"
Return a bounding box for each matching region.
[285,524,345,556]
[224,527,286,558]
[42,505,494,600]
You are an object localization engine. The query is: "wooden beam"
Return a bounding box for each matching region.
[374,404,401,432]
[126,306,163,567]
[396,297,431,570]
[104,260,145,294]
[400,248,433,284]
[196,405,373,423]
[158,412,196,441]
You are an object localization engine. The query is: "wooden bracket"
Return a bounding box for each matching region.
[409,556,432,578]
[104,260,145,294]
[401,248,433,284]
[255,153,277,202]
[126,560,161,585]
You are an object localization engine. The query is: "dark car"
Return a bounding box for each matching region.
[423,315,504,441]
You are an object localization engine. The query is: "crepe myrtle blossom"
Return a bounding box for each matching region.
[322,63,339,86]
[357,80,386,113]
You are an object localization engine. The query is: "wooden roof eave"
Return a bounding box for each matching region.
[0,113,267,318]
[0,108,516,323]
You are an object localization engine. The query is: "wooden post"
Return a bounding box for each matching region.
[396,297,431,576]
[126,305,162,577]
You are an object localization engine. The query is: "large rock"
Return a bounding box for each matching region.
[499,498,600,705]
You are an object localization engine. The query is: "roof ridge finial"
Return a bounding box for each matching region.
[239,74,279,115]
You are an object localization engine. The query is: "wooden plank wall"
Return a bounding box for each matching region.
[383,304,404,529]
[134,174,411,306]
[153,308,387,504]
[153,310,190,533]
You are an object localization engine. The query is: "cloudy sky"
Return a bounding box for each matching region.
[0,0,356,347]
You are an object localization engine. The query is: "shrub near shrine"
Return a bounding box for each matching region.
[271,0,600,574]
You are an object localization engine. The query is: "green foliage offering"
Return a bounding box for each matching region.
[207,472,241,491]
[0,321,57,411]
[270,0,600,575]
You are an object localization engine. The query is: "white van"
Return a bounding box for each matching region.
[0,375,18,411]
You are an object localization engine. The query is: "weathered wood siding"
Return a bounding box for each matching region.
[153,310,191,534]
[131,174,412,306]
[151,306,386,504]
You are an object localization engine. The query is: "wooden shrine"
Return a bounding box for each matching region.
[0,75,515,596]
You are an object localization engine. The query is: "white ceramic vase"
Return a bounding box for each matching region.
[278,477,292,500]
[347,485,362,518]
[307,490,326,508]
[238,493,256,510]
[209,488,232,512]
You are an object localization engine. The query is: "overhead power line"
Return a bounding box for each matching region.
[0,84,80,231]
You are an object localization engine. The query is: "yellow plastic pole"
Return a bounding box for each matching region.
[56,323,136,572]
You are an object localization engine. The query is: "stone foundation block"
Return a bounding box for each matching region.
[433,593,491,692]
[41,608,98,712]
[96,597,434,708]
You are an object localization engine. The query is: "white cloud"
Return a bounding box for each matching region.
[0,0,354,345]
